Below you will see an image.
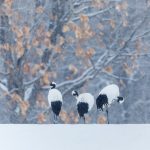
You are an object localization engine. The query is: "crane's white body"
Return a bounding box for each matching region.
[76,93,94,111]
[99,84,120,105]
[48,89,63,107]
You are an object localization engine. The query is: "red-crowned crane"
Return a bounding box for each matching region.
[72,90,94,124]
[48,82,63,123]
[96,84,124,124]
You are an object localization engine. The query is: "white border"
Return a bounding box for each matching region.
[0,125,149,150]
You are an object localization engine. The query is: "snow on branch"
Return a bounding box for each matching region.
[0,71,10,76]
[72,5,115,21]
[44,14,148,95]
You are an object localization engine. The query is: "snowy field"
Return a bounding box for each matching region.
[0,125,150,150]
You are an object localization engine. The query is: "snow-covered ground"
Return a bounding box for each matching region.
[0,125,149,150]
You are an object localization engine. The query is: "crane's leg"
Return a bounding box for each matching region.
[53,113,56,124]
[55,115,58,124]
[79,116,85,124]
[96,108,100,123]
[79,117,81,124]
[106,106,109,124]
[83,116,85,124]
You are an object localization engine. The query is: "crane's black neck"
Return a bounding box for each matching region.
[50,83,56,89]
[117,96,123,103]
[73,91,79,97]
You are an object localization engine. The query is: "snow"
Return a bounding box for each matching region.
[0,125,150,150]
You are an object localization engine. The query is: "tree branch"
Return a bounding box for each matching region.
[0,71,9,76]
[43,14,148,95]
[72,5,115,21]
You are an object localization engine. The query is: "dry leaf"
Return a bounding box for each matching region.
[86,48,95,58]
[32,38,39,47]
[23,63,30,73]
[53,46,61,53]
[58,37,64,46]
[115,1,128,11]
[1,43,10,51]
[60,110,70,123]
[63,25,70,32]
[75,47,85,57]
[74,116,79,123]
[110,19,116,29]
[15,28,23,39]
[31,64,41,76]
[12,93,22,103]
[97,116,107,124]
[45,31,51,37]
[92,0,105,9]
[36,6,44,13]
[123,63,133,76]
[68,64,78,75]
[16,39,24,58]
[104,66,113,73]
[23,25,30,37]
[75,27,82,39]
[80,14,89,22]
[20,101,29,116]
[36,93,47,108]
[44,38,51,47]
[37,113,46,123]
[4,0,13,8]
[42,72,49,85]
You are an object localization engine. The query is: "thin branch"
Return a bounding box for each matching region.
[73,0,92,7]
[102,71,139,81]
[42,52,107,91]
[9,88,19,94]
[73,6,90,14]
[27,5,148,96]
[132,29,150,42]
[24,63,50,86]
[0,82,9,93]
[0,71,9,76]
[0,80,19,94]
[50,14,148,95]
[72,5,115,21]
[24,51,58,87]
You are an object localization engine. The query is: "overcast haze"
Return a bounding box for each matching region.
[0,0,150,123]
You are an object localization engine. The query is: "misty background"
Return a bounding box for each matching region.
[0,0,150,123]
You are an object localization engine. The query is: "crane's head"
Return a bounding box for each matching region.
[117,96,124,104]
[72,90,79,97]
[50,82,56,89]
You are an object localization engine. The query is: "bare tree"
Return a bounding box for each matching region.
[0,0,150,123]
